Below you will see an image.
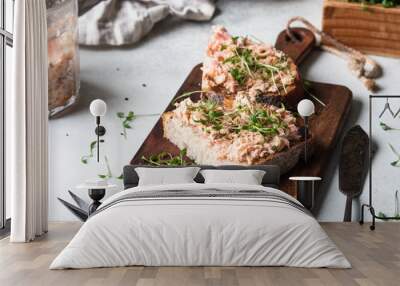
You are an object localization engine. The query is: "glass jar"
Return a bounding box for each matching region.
[47,0,80,117]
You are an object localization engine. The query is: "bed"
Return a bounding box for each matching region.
[50,165,350,269]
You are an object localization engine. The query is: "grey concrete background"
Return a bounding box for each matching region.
[49,0,400,221]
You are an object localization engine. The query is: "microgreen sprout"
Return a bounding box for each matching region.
[223,45,290,94]
[141,149,192,166]
[302,79,326,107]
[172,90,204,104]
[188,99,289,138]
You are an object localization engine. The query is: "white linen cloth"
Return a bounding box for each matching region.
[9,0,49,242]
[50,183,351,269]
[79,0,216,46]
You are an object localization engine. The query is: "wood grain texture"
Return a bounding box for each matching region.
[130,28,318,186]
[130,28,352,198]
[279,81,352,197]
[1,222,399,286]
[322,0,400,57]
[275,28,316,65]
[131,28,352,200]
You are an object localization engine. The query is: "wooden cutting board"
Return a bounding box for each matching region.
[130,28,352,199]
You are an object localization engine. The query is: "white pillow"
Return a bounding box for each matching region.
[135,167,201,186]
[200,169,266,185]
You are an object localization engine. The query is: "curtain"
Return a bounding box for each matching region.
[9,0,48,242]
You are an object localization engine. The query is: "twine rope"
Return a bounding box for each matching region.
[286,16,382,91]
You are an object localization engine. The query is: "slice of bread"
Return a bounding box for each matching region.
[202,26,303,109]
[161,26,308,172]
[162,98,304,173]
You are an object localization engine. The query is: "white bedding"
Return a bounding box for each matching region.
[50,183,350,269]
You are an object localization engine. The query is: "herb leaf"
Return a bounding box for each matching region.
[80,140,98,164]
[223,45,291,93]
[347,0,398,8]
[389,143,400,167]
[188,99,290,139]
[302,79,326,107]
[378,212,388,220]
[117,111,136,139]
[172,90,204,104]
[380,121,400,131]
[141,149,192,166]
[229,68,247,86]
[126,111,135,120]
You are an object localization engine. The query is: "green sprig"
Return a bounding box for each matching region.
[223,46,287,93]
[117,111,136,139]
[188,100,290,138]
[380,121,400,131]
[141,149,192,166]
[389,143,400,167]
[302,79,326,107]
[172,90,204,104]
[240,109,283,136]
[377,211,400,220]
[347,0,398,8]
[378,212,388,220]
[191,100,224,131]
[81,141,98,164]
[98,155,113,179]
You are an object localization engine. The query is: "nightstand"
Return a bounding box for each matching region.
[76,181,117,215]
[289,176,321,210]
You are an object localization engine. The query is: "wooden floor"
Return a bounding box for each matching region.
[0,223,399,286]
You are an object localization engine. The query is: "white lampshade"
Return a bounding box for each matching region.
[297,99,315,117]
[89,99,107,117]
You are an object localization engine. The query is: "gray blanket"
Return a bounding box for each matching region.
[92,189,309,217]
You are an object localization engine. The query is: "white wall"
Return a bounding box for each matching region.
[48,0,400,222]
